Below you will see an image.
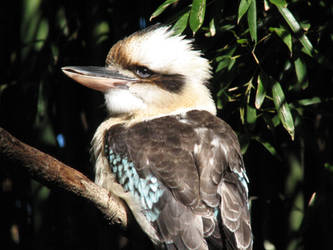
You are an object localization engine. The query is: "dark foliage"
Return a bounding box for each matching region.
[1,0,333,249]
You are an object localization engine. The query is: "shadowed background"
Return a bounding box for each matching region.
[1,0,333,249]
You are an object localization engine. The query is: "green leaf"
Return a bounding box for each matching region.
[238,0,252,24]
[269,0,287,8]
[189,0,206,34]
[255,74,267,109]
[269,26,292,54]
[272,81,295,140]
[150,0,178,21]
[219,24,236,32]
[217,98,223,109]
[228,57,236,71]
[247,0,257,43]
[172,11,190,35]
[272,114,281,127]
[205,18,216,37]
[294,57,309,89]
[21,0,43,59]
[297,97,321,106]
[240,106,245,125]
[275,6,314,56]
[254,136,280,158]
[245,77,254,104]
[239,134,250,154]
[215,56,232,72]
[217,45,237,57]
[0,83,8,99]
[246,104,257,124]
[215,45,238,72]
[35,18,49,51]
[94,21,110,44]
[308,192,317,207]
[216,59,235,72]
[237,38,249,45]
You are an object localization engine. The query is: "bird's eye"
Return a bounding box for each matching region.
[135,66,153,78]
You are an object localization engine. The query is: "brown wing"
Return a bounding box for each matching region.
[185,110,252,249]
[106,110,252,249]
[125,115,209,249]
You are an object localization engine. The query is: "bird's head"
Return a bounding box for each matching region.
[62,24,216,119]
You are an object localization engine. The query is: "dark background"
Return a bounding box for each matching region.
[1,0,333,249]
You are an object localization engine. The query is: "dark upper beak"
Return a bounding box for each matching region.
[61,66,138,92]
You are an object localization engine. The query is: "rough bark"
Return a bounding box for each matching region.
[0,127,128,227]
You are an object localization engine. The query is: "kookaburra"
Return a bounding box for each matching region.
[62,24,252,250]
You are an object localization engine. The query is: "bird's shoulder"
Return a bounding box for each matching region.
[104,109,239,167]
[106,109,238,153]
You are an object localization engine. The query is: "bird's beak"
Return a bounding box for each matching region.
[61,66,138,92]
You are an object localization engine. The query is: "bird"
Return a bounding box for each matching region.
[62,24,252,250]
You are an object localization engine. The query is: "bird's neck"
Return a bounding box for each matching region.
[105,82,217,125]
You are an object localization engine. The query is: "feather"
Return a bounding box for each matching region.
[99,110,252,249]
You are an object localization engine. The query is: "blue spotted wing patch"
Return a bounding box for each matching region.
[232,168,249,195]
[104,145,164,222]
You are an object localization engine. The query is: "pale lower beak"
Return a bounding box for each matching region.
[61,66,138,92]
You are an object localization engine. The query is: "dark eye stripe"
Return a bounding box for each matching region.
[153,73,185,93]
[130,64,185,93]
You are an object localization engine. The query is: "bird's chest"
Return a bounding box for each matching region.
[103,124,164,222]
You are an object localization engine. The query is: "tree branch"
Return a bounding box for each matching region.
[0,127,128,227]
